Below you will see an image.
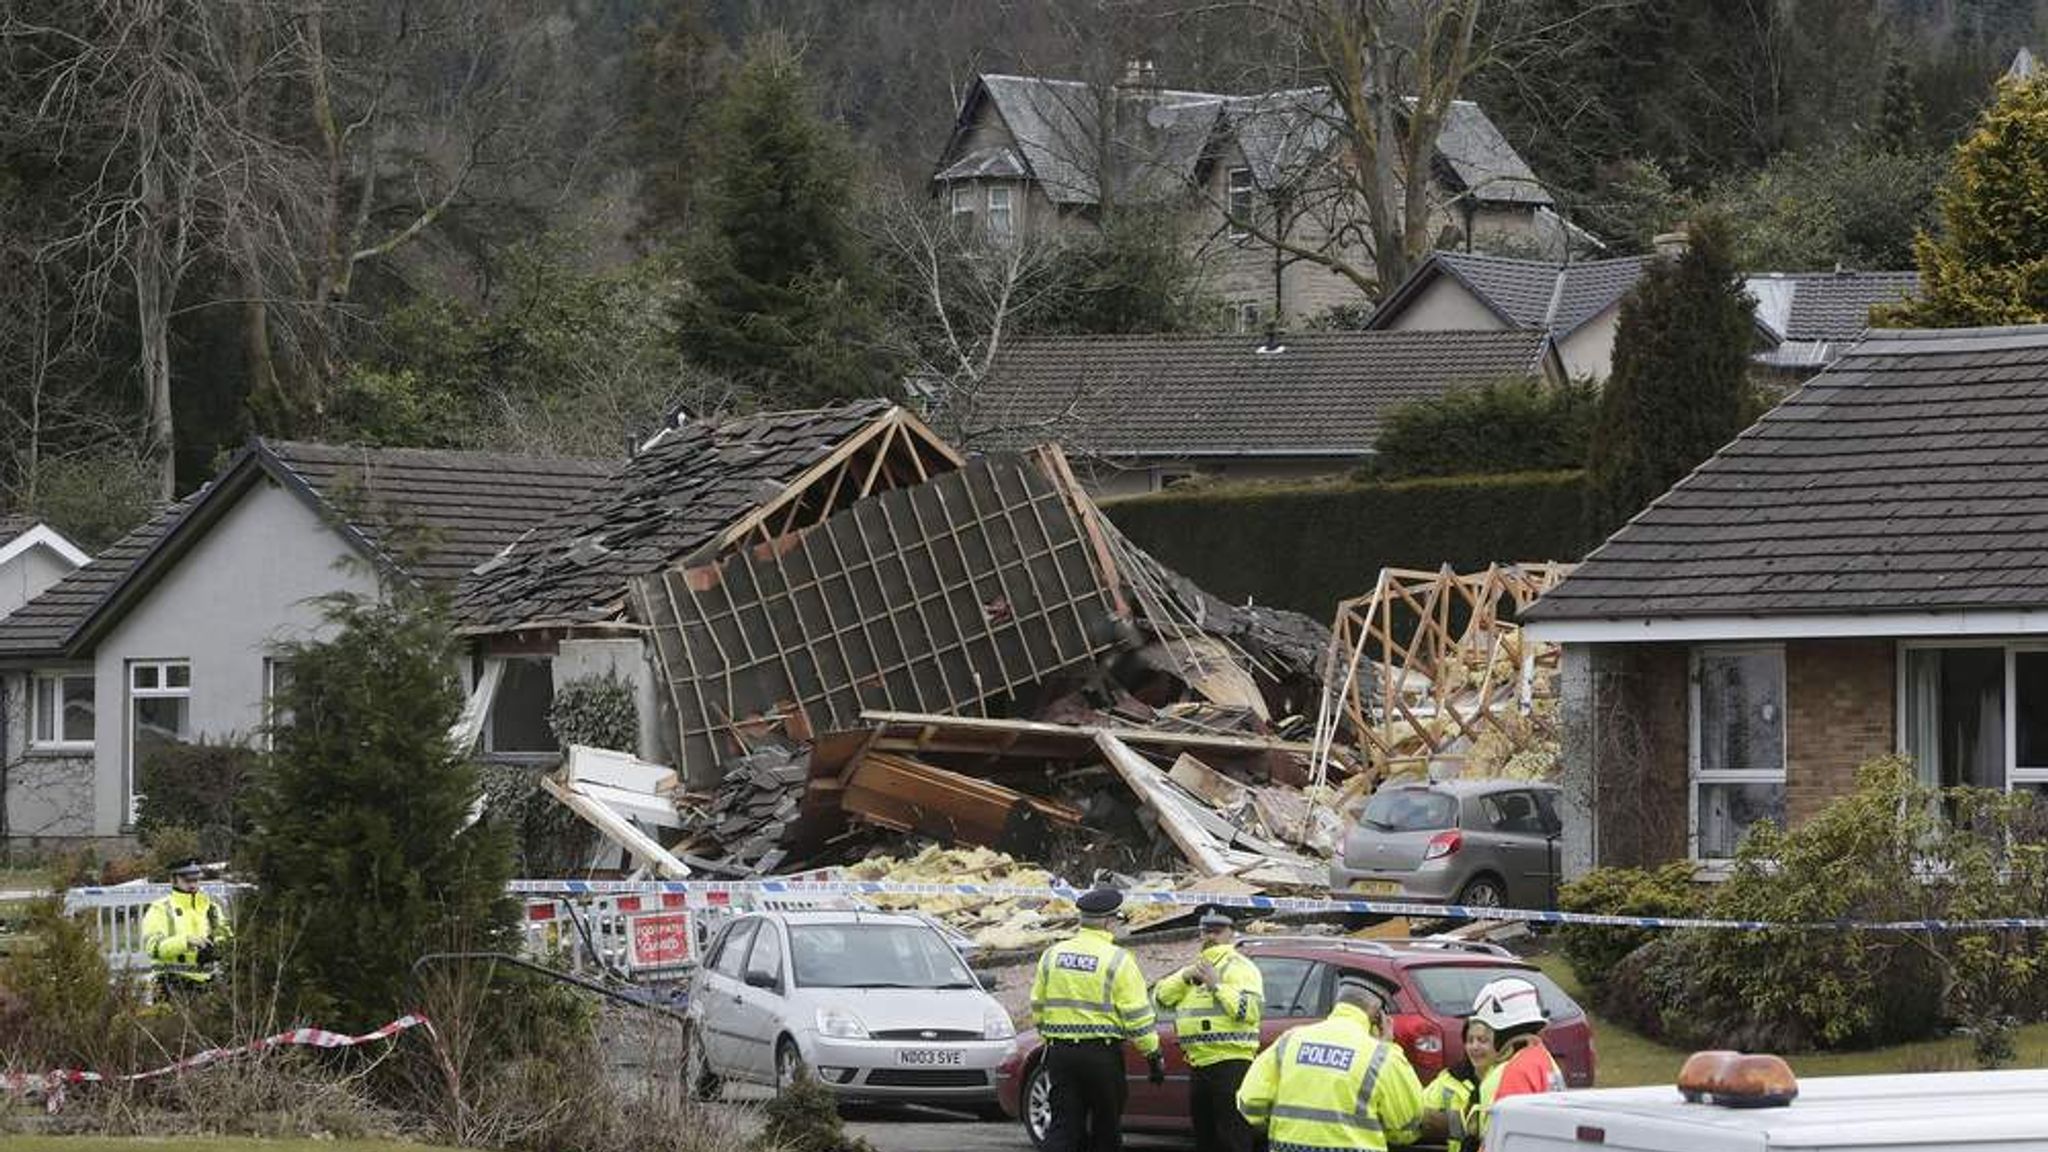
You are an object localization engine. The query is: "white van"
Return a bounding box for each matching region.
[1491,1067,2048,1152]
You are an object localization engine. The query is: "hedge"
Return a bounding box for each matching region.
[1104,470,1594,617]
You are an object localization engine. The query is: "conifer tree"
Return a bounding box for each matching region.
[240,592,513,1031]
[675,34,896,408]
[1882,74,2048,328]
[1585,218,1756,536]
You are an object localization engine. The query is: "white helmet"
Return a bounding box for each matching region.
[1470,977,1546,1031]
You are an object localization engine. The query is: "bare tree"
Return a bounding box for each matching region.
[871,192,1073,446]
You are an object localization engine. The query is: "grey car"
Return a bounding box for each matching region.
[686,909,1015,1112]
[1329,779,1565,910]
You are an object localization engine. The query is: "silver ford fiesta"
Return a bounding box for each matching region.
[686,909,1016,1115]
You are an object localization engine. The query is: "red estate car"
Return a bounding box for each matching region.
[994,937,1596,1146]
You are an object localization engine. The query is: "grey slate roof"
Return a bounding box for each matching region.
[266,442,616,590]
[1746,271,1921,371]
[1371,252,1650,339]
[970,330,1556,458]
[451,401,898,633]
[1523,324,2048,623]
[0,499,192,658]
[0,442,614,661]
[947,76,1550,210]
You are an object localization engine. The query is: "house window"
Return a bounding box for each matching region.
[1690,645,1786,860]
[1901,644,2048,795]
[1227,168,1255,239]
[1234,301,1263,334]
[986,186,1013,239]
[129,659,192,822]
[950,185,973,220]
[31,672,94,749]
[487,657,558,757]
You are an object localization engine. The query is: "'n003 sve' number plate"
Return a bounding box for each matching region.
[898,1048,966,1066]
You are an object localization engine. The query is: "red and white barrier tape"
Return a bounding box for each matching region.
[1,1012,432,1108]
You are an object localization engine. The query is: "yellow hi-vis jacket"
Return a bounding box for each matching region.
[1236,1002,1425,1152]
[1030,925,1161,1056]
[1423,1068,1477,1152]
[140,888,230,984]
[1153,943,1263,1066]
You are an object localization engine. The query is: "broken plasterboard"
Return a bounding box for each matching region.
[542,755,692,878]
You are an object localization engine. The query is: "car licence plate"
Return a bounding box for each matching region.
[1350,879,1402,896]
[897,1047,966,1066]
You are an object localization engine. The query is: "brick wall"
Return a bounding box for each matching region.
[1784,639,1896,825]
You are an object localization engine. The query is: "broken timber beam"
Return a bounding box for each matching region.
[858,709,1325,760]
[540,773,693,879]
[1094,731,1234,876]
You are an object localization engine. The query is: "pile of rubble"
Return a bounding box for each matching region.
[536,431,1563,914]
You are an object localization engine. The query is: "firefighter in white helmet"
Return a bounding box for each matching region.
[1466,976,1564,1150]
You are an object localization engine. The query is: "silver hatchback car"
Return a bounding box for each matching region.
[1329,779,1565,910]
[686,910,1015,1112]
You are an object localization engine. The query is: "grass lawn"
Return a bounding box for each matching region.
[3,1131,452,1139]
[1533,952,2048,1088]
[4,1140,452,1152]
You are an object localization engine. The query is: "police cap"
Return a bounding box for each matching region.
[167,857,205,879]
[1075,886,1124,916]
[1198,908,1234,930]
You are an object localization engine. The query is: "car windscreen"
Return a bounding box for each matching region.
[789,922,977,990]
[1407,965,1582,1020]
[1362,789,1458,832]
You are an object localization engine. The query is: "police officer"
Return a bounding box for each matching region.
[140,857,231,1000]
[1154,909,1263,1152]
[1237,974,1424,1152]
[1031,885,1163,1152]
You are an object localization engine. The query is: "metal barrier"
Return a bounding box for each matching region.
[61,884,248,973]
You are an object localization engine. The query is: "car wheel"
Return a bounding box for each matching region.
[775,1037,806,1093]
[1023,1060,1053,1149]
[1457,875,1507,911]
[685,1032,722,1101]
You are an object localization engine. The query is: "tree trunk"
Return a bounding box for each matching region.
[135,246,177,501]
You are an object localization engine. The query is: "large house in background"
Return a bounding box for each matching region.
[931,67,1582,330]
[969,329,1565,497]
[1366,248,1922,381]
[1523,323,2048,878]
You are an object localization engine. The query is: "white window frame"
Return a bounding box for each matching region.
[1234,301,1262,334]
[29,669,95,751]
[1227,168,1255,239]
[986,185,1013,239]
[950,184,973,220]
[1688,643,1788,863]
[126,658,192,826]
[262,655,294,752]
[483,655,559,762]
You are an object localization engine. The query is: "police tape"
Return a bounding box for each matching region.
[504,877,2048,933]
[0,1013,432,1106]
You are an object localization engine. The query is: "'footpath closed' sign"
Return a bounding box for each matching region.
[629,912,693,969]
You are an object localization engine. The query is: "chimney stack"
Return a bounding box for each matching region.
[1652,226,1691,261]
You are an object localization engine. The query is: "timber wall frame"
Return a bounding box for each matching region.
[633,457,1123,783]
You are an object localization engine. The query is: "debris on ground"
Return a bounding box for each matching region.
[532,418,1566,921]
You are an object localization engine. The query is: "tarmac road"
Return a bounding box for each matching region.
[713,1093,1187,1152]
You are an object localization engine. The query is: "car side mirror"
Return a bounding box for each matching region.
[744,969,779,991]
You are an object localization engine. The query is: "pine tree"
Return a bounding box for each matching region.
[1875,48,1923,154]
[674,34,897,408]
[239,592,514,1031]
[1882,74,2048,328]
[1585,218,1757,536]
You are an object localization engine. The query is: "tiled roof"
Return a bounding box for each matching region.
[1376,252,1648,338]
[1524,324,2048,623]
[451,402,898,632]
[266,442,616,590]
[946,76,1550,209]
[0,442,614,661]
[0,499,192,659]
[1745,271,1922,343]
[970,330,1555,458]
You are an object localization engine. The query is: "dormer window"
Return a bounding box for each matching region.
[987,186,1014,239]
[950,185,973,220]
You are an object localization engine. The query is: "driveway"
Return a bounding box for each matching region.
[711,1094,1187,1152]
